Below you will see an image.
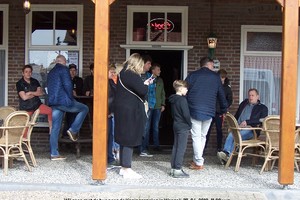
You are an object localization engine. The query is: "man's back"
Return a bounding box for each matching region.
[186,67,227,121]
[47,63,73,107]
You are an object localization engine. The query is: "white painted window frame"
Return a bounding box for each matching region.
[122,5,192,79]
[240,25,300,118]
[25,4,83,76]
[0,5,9,106]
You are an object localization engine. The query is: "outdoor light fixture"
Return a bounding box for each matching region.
[23,0,31,15]
[207,32,217,59]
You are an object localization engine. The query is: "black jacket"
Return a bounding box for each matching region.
[169,94,192,132]
[235,99,268,127]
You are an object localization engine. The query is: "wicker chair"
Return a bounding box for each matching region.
[225,112,266,172]
[259,115,280,174]
[0,106,16,127]
[0,111,31,175]
[22,109,40,167]
[293,127,300,172]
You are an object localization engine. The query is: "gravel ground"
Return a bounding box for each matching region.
[0,149,299,200]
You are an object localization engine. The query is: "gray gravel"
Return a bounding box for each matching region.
[0,150,299,200]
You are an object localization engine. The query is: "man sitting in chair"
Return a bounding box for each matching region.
[217,88,268,165]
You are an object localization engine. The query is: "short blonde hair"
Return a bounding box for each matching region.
[173,80,188,92]
[115,63,124,75]
[124,53,144,75]
[55,55,66,65]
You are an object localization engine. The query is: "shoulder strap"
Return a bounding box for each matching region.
[119,73,144,103]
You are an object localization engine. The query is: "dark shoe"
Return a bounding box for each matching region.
[67,130,78,142]
[51,155,66,161]
[172,169,189,178]
[217,151,229,165]
[107,160,121,170]
[189,161,204,170]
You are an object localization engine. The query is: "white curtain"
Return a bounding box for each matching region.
[243,55,281,115]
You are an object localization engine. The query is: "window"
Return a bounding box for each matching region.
[127,6,188,45]
[0,5,8,107]
[241,26,282,115]
[26,5,83,125]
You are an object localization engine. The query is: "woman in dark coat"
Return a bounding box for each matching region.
[114,53,151,179]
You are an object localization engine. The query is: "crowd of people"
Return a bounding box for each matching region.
[15,53,268,179]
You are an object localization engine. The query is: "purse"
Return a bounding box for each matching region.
[119,74,149,117]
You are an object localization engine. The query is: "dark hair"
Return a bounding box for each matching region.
[89,63,94,70]
[150,63,161,71]
[218,69,227,78]
[69,64,77,70]
[142,55,152,64]
[22,64,32,72]
[200,57,214,68]
[248,88,259,95]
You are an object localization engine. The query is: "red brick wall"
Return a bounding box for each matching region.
[2,0,282,153]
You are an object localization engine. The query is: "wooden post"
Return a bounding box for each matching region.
[279,0,299,185]
[92,0,110,180]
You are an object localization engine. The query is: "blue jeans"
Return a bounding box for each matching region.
[223,129,254,155]
[141,108,161,152]
[50,100,89,156]
[108,116,115,163]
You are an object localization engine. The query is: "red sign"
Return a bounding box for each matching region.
[149,18,174,32]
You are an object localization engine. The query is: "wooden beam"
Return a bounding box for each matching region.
[279,0,299,186]
[92,0,110,180]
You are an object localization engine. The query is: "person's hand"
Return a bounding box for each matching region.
[161,105,165,112]
[240,121,247,127]
[144,77,155,85]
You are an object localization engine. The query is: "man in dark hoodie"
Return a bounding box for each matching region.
[169,80,192,178]
[185,57,228,170]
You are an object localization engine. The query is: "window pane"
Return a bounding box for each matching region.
[150,12,165,42]
[247,32,282,51]
[167,13,181,42]
[0,11,3,45]
[0,50,5,106]
[133,12,147,41]
[32,11,54,45]
[55,11,77,46]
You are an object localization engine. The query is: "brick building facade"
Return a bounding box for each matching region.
[0,0,283,152]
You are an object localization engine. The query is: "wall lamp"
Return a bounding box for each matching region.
[207,32,217,59]
[23,0,31,15]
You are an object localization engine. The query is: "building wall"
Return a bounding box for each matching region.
[1,0,282,152]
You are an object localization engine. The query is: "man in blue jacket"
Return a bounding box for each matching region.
[47,55,89,160]
[217,88,268,164]
[185,57,228,170]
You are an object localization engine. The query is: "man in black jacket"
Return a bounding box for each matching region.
[217,88,268,164]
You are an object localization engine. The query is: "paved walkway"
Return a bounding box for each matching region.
[0,150,299,200]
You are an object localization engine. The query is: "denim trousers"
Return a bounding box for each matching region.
[223,129,254,155]
[141,108,161,152]
[171,130,189,169]
[108,116,115,163]
[190,117,212,166]
[50,100,89,156]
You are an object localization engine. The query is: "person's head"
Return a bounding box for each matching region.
[22,65,33,80]
[200,57,214,70]
[218,69,228,84]
[69,64,77,79]
[173,80,188,96]
[142,55,152,73]
[108,64,116,80]
[150,63,161,77]
[124,53,144,75]
[248,88,260,104]
[55,55,67,65]
[89,63,94,76]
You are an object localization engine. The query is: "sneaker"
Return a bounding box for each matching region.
[169,168,175,176]
[172,169,189,178]
[107,160,121,170]
[121,168,142,179]
[217,151,229,165]
[51,155,66,161]
[67,130,78,142]
[139,151,153,157]
[189,161,204,170]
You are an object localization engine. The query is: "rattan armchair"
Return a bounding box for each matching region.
[225,112,266,172]
[22,109,40,167]
[0,111,31,175]
[0,106,16,127]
